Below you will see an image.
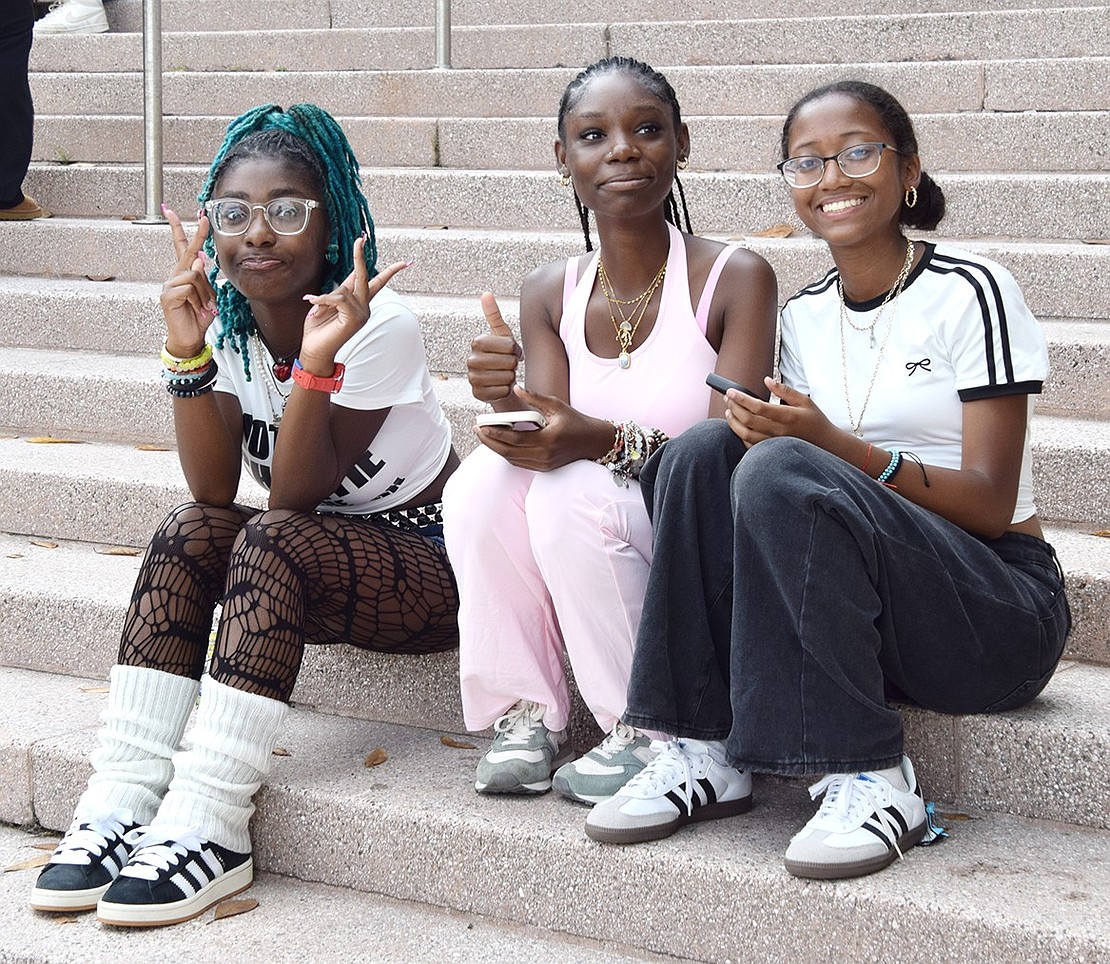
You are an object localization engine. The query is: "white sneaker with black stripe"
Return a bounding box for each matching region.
[784,755,927,880]
[96,826,252,927]
[584,738,752,844]
[30,808,138,912]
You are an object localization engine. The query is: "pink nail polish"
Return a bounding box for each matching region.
[403,259,416,268]
[160,202,167,213]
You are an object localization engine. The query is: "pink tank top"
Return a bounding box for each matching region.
[560,221,734,438]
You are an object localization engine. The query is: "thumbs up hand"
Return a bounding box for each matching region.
[467,292,524,403]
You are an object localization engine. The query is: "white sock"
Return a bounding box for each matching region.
[152,677,288,853]
[76,665,200,826]
[868,760,909,793]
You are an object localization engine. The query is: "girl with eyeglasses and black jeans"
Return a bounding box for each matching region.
[30,103,460,926]
[585,80,1070,881]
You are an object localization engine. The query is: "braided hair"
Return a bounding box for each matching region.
[197,103,378,377]
[557,57,693,252]
[780,80,946,231]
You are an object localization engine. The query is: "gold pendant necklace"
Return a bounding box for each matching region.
[597,257,667,370]
[839,239,915,437]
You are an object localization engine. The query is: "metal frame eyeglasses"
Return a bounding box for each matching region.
[204,197,320,237]
[777,142,901,189]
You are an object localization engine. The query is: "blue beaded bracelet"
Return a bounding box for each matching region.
[877,449,902,485]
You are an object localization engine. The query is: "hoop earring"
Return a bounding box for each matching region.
[677,156,689,171]
[904,186,918,209]
[558,171,572,189]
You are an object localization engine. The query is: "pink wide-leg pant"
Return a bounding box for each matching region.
[442,445,653,733]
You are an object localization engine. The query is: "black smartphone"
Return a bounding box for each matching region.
[706,373,760,398]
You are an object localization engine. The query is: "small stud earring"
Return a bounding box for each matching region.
[904,186,918,209]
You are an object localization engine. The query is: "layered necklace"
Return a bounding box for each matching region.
[839,238,915,437]
[251,331,293,427]
[597,257,667,370]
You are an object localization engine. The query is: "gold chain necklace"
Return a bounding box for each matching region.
[597,257,667,370]
[839,239,915,437]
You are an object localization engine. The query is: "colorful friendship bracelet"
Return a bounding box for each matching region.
[161,341,213,373]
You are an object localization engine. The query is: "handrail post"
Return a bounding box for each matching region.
[134,0,166,224]
[434,0,451,68]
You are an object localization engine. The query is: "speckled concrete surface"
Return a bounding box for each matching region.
[0,826,669,964]
[7,685,1109,963]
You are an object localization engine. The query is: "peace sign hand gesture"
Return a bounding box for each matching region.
[298,236,410,372]
[160,207,218,357]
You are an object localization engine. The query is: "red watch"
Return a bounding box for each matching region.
[291,359,345,394]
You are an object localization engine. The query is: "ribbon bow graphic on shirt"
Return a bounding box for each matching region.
[906,358,932,376]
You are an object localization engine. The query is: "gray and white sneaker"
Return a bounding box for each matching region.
[34,0,109,35]
[585,738,752,843]
[784,755,927,880]
[474,700,572,795]
[552,721,656,804]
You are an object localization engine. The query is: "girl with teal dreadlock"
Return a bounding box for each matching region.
[30,104,460,928]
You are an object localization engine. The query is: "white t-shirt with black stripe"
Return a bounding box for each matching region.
[778,241,1048,523]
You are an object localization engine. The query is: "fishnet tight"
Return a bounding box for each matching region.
[118,502,458,702]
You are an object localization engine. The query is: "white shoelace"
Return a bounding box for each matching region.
[119,825,208,881]
[50,808,134,866]
[808,772,907,860]
[619,739,697,804]
[492,700,545,746]
[594,721,640,758]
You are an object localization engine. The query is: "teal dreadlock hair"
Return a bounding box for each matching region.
[196,103,378,378]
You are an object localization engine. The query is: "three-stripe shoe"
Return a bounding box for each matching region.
[784,755,927,880]
[585,738,752,844]
[96,827,252,927]
[30,808,139,912]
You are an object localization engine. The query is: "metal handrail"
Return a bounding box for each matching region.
[435,0,451,68]
[134,0,165,224]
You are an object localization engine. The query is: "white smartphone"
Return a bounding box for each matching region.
[475,410,547,431]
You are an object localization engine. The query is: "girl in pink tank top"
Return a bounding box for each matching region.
[441,57,777,807]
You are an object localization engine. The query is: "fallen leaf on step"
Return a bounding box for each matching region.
[937,811,973,822]
[363,747,389,768]
[423,224,449,230]
[26,436,84,444]
[1090,530,1110,538]
[752,223,796,238]
[436,372,448,380]
[6,554,22,559]
[4,853,51,872]
[84,274,115,282]
[95,546,143,556]
[31,841,60,851]
[80,686,109,693]
[30,540,58,549]
[135,443,172,452]
[52,915,78,925]
[440,735,477,750]
[210,897,259,921]
[0,433,18,440]
[271,746,291,757]
[1081,238,1109,245]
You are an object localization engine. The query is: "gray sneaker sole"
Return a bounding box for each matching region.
[585,792,753,845]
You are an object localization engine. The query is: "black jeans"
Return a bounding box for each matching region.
[0,0,35,208]
[623,420,1071,775]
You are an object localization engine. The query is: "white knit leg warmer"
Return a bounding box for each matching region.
[75,664,200,825]
[151,677,288,854]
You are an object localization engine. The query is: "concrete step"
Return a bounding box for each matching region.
[2,665,1109,963]
[31,109,1110,173]
[0,828,661,963]
[4,219,1108,321]
[22,165,1110,243]
[85,0,1110,33]
[28,9,1110,74]
[27,58,1110,119]
[1,360,1108,521]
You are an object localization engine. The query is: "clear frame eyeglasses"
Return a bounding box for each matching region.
[204,197,320,237]
[777,142,900,189]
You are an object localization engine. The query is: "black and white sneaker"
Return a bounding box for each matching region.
[30,808,139,912]
[96,827,252,927]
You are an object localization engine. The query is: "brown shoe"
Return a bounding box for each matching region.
[0,194,51,220]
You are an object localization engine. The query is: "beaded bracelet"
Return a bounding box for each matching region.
[598,419,669,487]
[164,360,217,397]
[877,448,902,486]
[165,380,216,399]
[161,341,213,373]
